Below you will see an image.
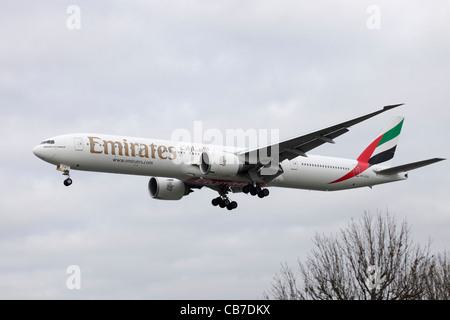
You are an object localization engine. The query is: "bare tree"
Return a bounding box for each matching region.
[264,211,448,300]
[425,251,450,299]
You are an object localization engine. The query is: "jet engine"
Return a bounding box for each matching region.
[199,151,243,177]
[148,177,188,200]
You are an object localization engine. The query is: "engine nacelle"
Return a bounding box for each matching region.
[199,151,243,176]
[148,177,187,200]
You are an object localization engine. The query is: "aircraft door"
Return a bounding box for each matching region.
[74,138,84,151]
[291,160,298,170]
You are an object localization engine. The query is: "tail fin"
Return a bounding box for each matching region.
[357,116,404,167]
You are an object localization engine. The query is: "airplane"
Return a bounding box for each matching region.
[32,104,445,210]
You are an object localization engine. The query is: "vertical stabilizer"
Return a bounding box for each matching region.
[357,116,404,167]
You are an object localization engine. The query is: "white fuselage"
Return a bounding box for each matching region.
[32,133,407,191]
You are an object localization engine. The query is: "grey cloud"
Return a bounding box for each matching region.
[0,0,449,299]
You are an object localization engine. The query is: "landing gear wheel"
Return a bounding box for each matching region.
[60,166,72,187]
[211,194,238,211]
[245,184,268,198]
[258,188,270,198]
[63,178,73,186]
[226,201,238,210]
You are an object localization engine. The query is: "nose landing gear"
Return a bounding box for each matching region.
[58,164,73,187]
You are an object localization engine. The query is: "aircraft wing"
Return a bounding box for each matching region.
[239,104,404,167]
[375,158,446,175]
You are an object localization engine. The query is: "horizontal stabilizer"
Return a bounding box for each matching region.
[376,158,445,175]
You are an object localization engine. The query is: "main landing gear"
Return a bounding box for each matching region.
[242,184,269,198]
[211,183,269,211]
[211,186,238,211]
[211,196,238,211]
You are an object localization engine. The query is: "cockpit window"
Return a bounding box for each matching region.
[40,140,55,145]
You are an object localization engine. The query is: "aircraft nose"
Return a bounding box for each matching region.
[33,145,43,158]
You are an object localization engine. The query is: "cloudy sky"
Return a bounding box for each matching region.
[1,0,449,299]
